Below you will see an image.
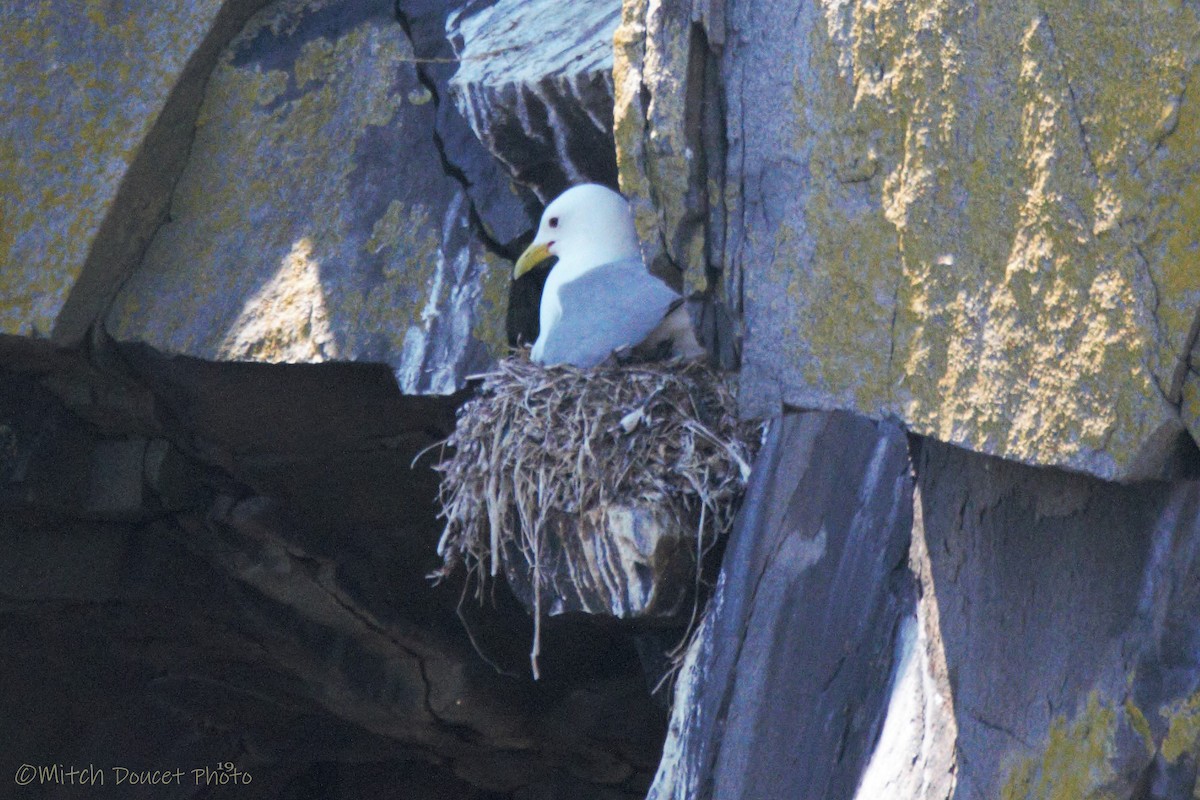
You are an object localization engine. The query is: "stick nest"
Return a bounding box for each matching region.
[431,355,760,592]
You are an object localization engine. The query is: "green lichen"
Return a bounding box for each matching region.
[107,0,508,382]
[744,0,1194,477]
[472,248,513,357]
[110,0,411,361]
[1125,697,1155,757]
[612,0,707,291]
[612,0,651,232]
[1000,693,1119,800]
[1161,691,1200,764]
[340,202,438,356]
[0,0,222,337]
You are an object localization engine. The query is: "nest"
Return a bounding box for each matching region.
[428,354,760,676]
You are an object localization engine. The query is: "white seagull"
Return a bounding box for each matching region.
[512,184,693,368]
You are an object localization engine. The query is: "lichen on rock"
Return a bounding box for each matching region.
[105,0,508,394]
[727,0,1200,480]
[0,0,235,342]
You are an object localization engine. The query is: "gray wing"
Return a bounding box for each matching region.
[539,258,680,368]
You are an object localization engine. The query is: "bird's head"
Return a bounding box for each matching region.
[512,184,640,279]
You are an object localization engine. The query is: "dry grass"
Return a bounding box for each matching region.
[427,354,759,676]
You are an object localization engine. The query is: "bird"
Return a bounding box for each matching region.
[511,184,699,368]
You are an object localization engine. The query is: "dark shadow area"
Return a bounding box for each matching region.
[507,255,550,348]
[0,343,667,798]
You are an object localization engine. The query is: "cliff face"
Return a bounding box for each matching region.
[722,1,1200,483]
[1,0,269,344]
[104,0,510,395]
[3,0,1200,798]
[618,0,1200,796]
[648,413,1200,799]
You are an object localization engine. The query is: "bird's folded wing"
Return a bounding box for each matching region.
[538,258,681,368]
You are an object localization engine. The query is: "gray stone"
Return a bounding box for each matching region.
[83,438,148,520]
[613,0,725,294]
[649,412,917,800]
[143,438,207,512]
[0,0,269,345]
[650,411,1200,799]
[395,0,542,251]
[0,523,128,603]
[15,410,149,521]
[721,0,1200,480]
[106,0,510,395]
[446,0,623,201]
[0,356,667,798]
[911,436,1200,798]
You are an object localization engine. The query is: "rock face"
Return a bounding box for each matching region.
[3,1,670,797]
[395,0,542,254]
[613,0,723,286]
[628,1,1200,795]
[720,0,1200,481]
[0,0,268,345]
[0,353,667,798]
[6,0,1200,797]
[911,436,1200,798]
[446,0,623,201]
[105,0,510,395]
[651,412,1200,799]
[648,413,924,800]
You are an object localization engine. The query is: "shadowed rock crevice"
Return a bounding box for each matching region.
[391,0,549,347]
[393,0,543,248]
[392,1,538,258]
[612,0,736,367]
[0,347,668,797]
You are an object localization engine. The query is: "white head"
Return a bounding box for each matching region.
[513,184,640,279]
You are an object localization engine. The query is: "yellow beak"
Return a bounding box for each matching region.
[513,241,554,279]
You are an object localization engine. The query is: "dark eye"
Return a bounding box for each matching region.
[548,216,559,228]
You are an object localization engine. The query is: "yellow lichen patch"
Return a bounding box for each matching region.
[472,248,514,357]
[1035,0,1200,234]
[107,0,508,386]
[363,200,414,258]
[0,0,223,337]
[338,202,438,356]
[954,14,1146,469]
[1161,691,1200,764]
[1136,50,1200,413]
[1030,1,1200,421]
[1000,693,1119,800]
[218,237,338,363]
[1125,698,1155,757]
[1185,372,1200,449]
[612,0,707,293]
[613,0,654,243]
[749,0,1182,476]
[934,16,1145,467]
